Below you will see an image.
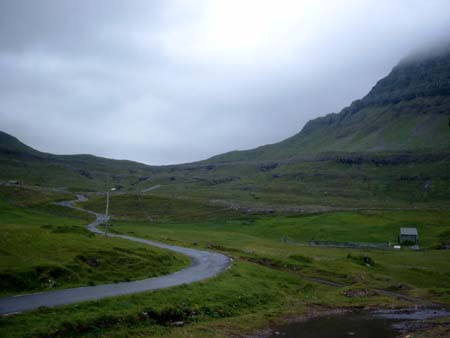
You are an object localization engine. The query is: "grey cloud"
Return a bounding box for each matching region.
[1,1,450,164]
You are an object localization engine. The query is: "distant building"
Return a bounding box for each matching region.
[399,228,419,244]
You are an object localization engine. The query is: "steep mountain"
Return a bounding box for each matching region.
[209,44,450,163]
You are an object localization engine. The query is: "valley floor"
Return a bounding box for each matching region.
[1,187,449,337]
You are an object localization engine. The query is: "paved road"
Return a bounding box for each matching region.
[0,195,232,316]
[142,184,161,193]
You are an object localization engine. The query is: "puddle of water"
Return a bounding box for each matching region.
[268,314,399,338]
[267,309,450,338]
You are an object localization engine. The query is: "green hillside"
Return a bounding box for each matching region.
[151,45,450,209]
[0,130,161,191]
[209,45,450,162]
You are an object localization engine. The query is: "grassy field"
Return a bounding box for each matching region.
[105,211,450,297]
[1,190,449,337]
[80,193,450,248]
[0,187,190,295]
[78,193,243,222]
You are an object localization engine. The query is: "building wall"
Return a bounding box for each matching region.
[399,234,418,244]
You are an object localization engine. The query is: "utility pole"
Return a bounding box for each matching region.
[105,190,110,237]
[105,175,110,237]
[104,185,116,237]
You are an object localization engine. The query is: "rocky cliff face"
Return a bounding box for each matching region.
[279,45,450,155]
[302,44,450,135]
[363,47,450,105]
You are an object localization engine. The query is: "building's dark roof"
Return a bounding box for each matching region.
[400,227,418,236]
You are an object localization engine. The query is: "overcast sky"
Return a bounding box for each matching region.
[1,1,449,164]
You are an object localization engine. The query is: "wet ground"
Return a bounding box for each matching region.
[267,313,399,338]
[267,308,450,338]
[373,308,450,320]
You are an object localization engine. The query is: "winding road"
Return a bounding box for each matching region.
[0,195,232,316]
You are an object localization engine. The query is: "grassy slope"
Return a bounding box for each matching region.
[0,187,190,295]
[3,148,449,212]
[147,154,450,212]
[78,193,243,222]
[285,98,450,155]
[0,131,161,192]
[207,97,450,164]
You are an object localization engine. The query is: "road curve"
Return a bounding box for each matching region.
[0,195,232,316]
